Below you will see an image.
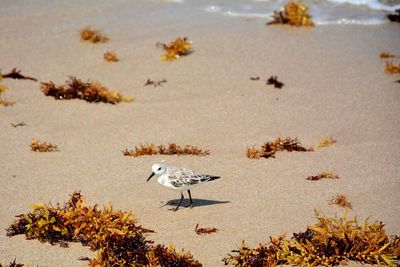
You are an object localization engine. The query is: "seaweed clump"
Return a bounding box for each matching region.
[157,37,193,61]
[266,76,284,89]
[385,61,400,74]
[144,78,167,87]
[0,259,24,267]
[0,77,14,106]
[224,210,400,266]
[380,52,397,59]
[329,193,352,209]
[40,76,133,104]
[380,52,400,75]
[147,244,202,267]
[103,51,119,62]
[30,139,58,152]
[80,27,109,43]
[6,191,202,267]
[246,137,313,159]
[123,144,210,157]
[195,224,218,235]
[316,137,337,148]
[307,172,339,181]
[267,1,314,27]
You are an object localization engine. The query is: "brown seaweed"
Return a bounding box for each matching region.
[316,137,337,148]
[385,61,400,74]
[246,137,313,159]
[146,244,202,267]
[1,68,37,81]
[307,172,339,181]
[30,139,58,152]
[267,1,314,27]
[157,37,193,61]
[40,76,133,104]
[246,147,262,159]
[0,80,14,106]
[380,52,396,59]
[0,99,14,106]
[224,210,400,266]
[195,224,218,235]
[329,193,352,209]
[79,27,109,43]
[144,78,167,87]
[103,51,119,62]
[6,192,202,267]
[123,143,210,157]
[11,122,26,128]
[266,76,284,89]
[387,9,400,22]
[0,259,24,267]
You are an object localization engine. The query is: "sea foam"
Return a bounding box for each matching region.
[196,0,399,25]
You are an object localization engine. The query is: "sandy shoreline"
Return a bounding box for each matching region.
[1,1,399,266]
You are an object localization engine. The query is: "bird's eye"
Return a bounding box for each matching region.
[158,167,162,170]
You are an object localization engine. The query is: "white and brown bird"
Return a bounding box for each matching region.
[147,162,221,211]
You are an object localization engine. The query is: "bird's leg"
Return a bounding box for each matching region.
[185,190,193,208]
[174,193,184,211]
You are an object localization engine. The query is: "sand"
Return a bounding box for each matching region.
[1,0,399,266]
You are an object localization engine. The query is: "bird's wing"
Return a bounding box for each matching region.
[167,167,212,188]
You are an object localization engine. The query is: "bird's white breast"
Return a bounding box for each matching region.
[157,175,177,190]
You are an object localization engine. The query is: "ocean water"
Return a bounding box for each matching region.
[164,0,400,25]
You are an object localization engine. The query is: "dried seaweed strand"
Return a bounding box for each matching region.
[195,224,218,235]
[380,52,397,59]
[224,210,400,266]
[0,80,14,106]
[30,139,58,152]
[247,137,313,159]
[103,51,118,62]
[385,61,400,74]
[0,259,24,267]
[307,172,339,181]
[157,37,193,61]
[80,27,109,43]
[316,137,337,148]
[0,99,14,107]
[266,76,284,89]
[11,122,26,128]
[40,76,133,104]
[1,68,37,81]
[267,1,314,27]
[123,143,210,157]
[329,193,352,209]
[144,78,167,87]
[6,192,201,266]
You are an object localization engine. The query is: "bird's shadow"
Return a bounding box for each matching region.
[160,198,230,210]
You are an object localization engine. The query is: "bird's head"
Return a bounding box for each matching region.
[147,162,166,182]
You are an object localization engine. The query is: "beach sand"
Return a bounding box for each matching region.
[1,0,399,266]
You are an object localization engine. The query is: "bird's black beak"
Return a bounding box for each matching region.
[147,172,155,182]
